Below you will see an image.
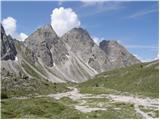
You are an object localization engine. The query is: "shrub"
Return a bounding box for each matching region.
[1,92,8,99]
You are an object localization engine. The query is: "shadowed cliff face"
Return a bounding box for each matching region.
[1,25,17,60]
[100,40,140,68]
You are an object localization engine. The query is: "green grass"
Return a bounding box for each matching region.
[58,97,78,105]
[80,98,141,119]
[1,75,69,98]
[139,105,159,118]
[85,102,141,119]
[1,97,142,119]
[80,86,120,94]
[79,61,159,98]
[1,97,85,119]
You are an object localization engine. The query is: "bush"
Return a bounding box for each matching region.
[1,92,8,99]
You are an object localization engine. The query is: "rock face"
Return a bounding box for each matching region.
[99,40,140,68]
[61,28,112,72]
[1,25,17,60]
[25,24,58,67]
[1,24,141,83]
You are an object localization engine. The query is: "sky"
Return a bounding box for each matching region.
[1,0,159,62]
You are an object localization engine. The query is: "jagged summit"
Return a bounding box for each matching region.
[69,27,89,35]
[1,24,141,83]
[1,24,17,60]
[62,27,93,43]
[37,24,56,34]
[61,27,112,72]
[24,24,59,67]
[100,40,140,68]
[26,24,58,42]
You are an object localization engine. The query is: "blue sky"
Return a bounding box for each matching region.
[1,1,159,61]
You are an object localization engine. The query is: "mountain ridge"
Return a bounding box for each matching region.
[1,24,141,83]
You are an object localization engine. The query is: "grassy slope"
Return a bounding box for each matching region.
[1,97,142,119]
[79,61,159,98]
[1,75,69,98]
[1,97,85,119]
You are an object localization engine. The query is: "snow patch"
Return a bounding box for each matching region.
[15,56,18,61]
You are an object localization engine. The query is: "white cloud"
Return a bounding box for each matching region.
[19,33,28,41]
[51,7,80,37]
[92,36,104,46]
[2,17,28,41]
[2,17,16,36]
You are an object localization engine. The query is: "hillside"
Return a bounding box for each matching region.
[79,60,159,98]
[2,60,159,119]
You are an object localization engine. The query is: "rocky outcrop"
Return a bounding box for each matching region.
[25,24,58,67]
[99,40,140,68]
[61,28,112,72]
[1,25,17,60]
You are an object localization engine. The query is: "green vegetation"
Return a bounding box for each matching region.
[1,97,85,119]
[1,92,9,99]
[139,105,159,118]
[58,97,78,105]
[79,61,159,98]
[86,103,141,119]
[1,60,158,118]
[1,74,69,98]
[1,97,142,119]
[80,86,119,94]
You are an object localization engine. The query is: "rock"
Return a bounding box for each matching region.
[1,25,17,60]
[61,27,112,72]
[25,24,58,67]
[1,24,142,83]
[99,40,141,68]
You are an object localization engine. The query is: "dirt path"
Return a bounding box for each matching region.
[11,87,159,118]
[45,87,158,117]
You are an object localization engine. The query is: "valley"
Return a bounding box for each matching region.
[1,61,159,119]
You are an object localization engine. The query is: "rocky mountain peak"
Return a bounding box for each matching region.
[24,24,59,67]
[62,27,93,43]
[61,27,112,72]
[1,24,17,60]
[69,27,89,35]
[37,24,56,35]
[100,40,140,68]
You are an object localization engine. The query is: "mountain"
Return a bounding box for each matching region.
[61,28,112,73]
[1,24,158,119]
[99,40,140,68]
[1,25,23,77]
[1,24,140,83]
[1,25,17,60]
[24,24,58,67]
